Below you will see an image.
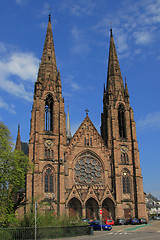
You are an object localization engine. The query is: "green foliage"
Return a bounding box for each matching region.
[0,122,29,227]
[17,206,84,228]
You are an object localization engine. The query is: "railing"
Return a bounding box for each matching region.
[0,225,91,240]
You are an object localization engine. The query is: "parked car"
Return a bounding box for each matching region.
[126,218,139,225]
[114,218,126,225]
[139,218,147,224]
[154,216,160,220]
[105,219,114,225]
[82,219,90,224]
[89,220,112,231]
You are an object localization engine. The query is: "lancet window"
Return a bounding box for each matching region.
[122,170,130,194]
[118,104,126,138]
[121,153,129,164]
[44,167,54,193]
[45,94,53,131]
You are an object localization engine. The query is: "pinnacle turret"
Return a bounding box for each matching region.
[66,106,72,141]
[124,77,130,103]
[15,124,21,151]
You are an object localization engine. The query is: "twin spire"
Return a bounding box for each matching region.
[36,15,129,142]
[36,14,58,87]
[105,29,129,102]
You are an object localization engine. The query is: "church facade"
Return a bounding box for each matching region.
[18,15,147,221]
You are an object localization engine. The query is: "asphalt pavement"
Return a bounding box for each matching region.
[50,220,160,240]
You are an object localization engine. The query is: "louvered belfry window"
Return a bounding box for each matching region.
[45,94,53,131]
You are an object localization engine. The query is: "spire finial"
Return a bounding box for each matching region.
[85,109,89,116]
[49,7,51,23]
[110,28,113,37]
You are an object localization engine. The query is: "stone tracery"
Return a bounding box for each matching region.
[74,152,103,185]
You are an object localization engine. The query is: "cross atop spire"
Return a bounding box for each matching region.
[49,13,51,23]
[85,109,89,116]
[110,28,113,37]
[49,6,51,22]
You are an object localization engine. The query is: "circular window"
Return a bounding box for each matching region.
[74,152,102,184]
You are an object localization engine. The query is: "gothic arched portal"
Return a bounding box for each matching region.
[102,198,115,221]
[68,198,82,218]
[85,198,98,220]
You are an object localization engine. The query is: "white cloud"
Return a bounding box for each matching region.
[71,26,90,55]
[133,31,153,45]
[15,0,28,5]
[137,111,160,130]
[0,97,16,114]
[0,42,7,53]
[65,74,81,91]
[71,82,81,90]
[2,52,39,81]
[41,2,50,16]
[60,0,95,16]
[93,0,160,58]
[0,45,39,102]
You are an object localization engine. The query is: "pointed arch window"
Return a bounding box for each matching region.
[44,167,54,193]
[45,94,53,131]
[122,170,130,194]
[118,104,126,138]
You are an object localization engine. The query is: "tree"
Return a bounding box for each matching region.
[0,122,29,226]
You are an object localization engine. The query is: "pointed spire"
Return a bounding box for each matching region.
[49,13,51,23]
[107,29,124,97]
[103,83,106,94]
[36,14,57,87]
[15,124,21,151]
[110,28,113,37]
[66,105,72,141]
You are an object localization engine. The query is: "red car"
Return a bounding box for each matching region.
[105,219,114,225]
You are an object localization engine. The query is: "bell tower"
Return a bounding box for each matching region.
[101,29,147,219]
[26,15,67,211]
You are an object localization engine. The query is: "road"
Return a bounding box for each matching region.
[52,220,160,240]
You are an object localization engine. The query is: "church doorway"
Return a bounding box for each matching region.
[124,204,132,219]
[68,198,82,218]
[85,198,98,220]
[102,198,115,221]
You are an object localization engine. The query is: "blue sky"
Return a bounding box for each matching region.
[0,0,160,199]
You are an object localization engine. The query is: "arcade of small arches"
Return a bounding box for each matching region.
[67,197,115,221]
[67,197,132,221]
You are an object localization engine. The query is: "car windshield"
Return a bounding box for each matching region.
[133,218,138,221]
[107,220,113,222]
[94,221,100,224]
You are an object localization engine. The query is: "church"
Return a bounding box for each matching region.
[16,15,147,221]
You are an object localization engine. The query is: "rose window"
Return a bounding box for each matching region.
[74,152,102,184]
